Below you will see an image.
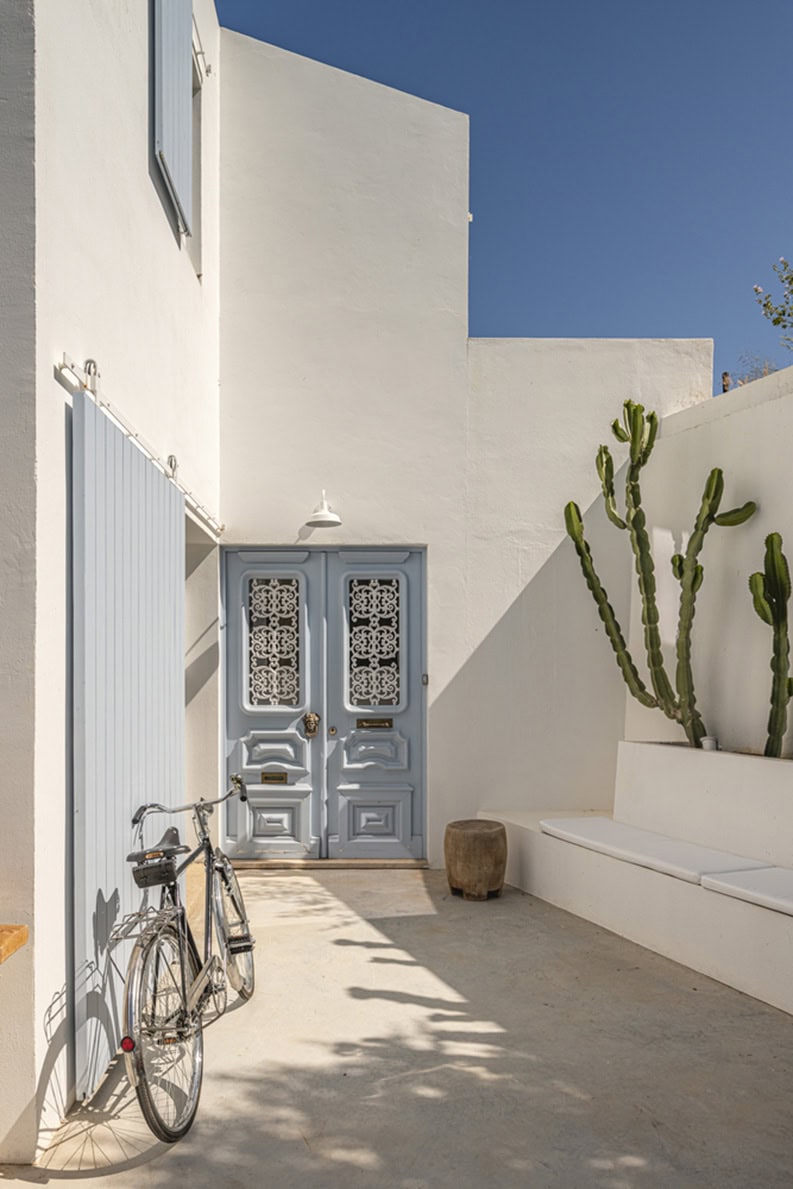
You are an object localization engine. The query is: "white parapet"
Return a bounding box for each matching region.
[614,741,793,866]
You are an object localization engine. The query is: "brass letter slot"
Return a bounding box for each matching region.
[356,718,393,729]
[261,771,288,785]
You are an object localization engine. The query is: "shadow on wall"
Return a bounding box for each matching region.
[429,500,630,839]
[29,885,129,1162]
[185,638,218,706]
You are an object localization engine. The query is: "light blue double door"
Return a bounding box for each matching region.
[224,549,426,859]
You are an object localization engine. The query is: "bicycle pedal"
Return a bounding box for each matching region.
[227,936,254,954]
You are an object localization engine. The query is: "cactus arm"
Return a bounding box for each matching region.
[750,534,792,758]
[628,402,645,463]
[675,548,709,747]
[672,470,728,747]
[749,572,773,624]
[766,616,791,757]
[621,402,679,721]
[673,473,755,747]
[596,446,627,530]
[564,502,658,708]
[767,530,791,599]
[611,419,629,443]
[714,501,757,527]
[640,411,658,465]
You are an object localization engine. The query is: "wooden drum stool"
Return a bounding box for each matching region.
[444,819,507,901]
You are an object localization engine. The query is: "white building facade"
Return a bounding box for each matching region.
[0,0,711,1160]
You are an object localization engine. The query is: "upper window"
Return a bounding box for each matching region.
[186,54,203,276]
[153,0,193,235]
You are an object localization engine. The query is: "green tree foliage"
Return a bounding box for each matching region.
[754,258,793,350]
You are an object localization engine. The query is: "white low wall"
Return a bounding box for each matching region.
[615,741,793,866]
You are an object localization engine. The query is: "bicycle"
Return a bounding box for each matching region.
[120,774,255,1142]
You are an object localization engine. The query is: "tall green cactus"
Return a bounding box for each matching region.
[750,533,793,757]
[671,469,756,748]
[565,399,756,747]
[564,502,657,709]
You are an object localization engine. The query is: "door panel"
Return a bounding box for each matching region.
[224,551,324,857]
[325,553,424,858]
[224,548,425,860]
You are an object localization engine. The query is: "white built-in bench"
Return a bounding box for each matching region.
[701,867,793,915]
[479,741,793,1015]
[539,816,771,887]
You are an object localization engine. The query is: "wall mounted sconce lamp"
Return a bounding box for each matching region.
[305,490,341,528]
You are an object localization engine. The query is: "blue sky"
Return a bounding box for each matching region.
[215,0,793,392]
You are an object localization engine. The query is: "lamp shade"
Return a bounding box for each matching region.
[305,490,341,528]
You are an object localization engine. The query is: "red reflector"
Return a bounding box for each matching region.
[121,1036,135,1053]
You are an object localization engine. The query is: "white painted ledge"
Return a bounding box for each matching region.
[702,867,793,917]
[539,816,768,884]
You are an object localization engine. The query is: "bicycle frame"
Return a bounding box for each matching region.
[125,780,247,1060]
[122,778,252,1139]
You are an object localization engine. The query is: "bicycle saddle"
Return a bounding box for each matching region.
[126,826,190,864]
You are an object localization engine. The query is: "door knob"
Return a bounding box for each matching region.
[303,711,321,738]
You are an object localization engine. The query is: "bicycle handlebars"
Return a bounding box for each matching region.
[131,773,248,827]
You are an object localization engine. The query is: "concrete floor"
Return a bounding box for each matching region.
[3,870,793,1187]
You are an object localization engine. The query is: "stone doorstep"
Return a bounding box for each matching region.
[231,858,429,871]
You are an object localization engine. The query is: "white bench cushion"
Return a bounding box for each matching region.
[701,868,793,916]
[540,816,769,884]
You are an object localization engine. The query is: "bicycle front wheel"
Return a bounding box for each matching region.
[213,855,255,1001]
[125,924,204,1142]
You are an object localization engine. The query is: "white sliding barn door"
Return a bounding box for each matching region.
[71,392,185,1100]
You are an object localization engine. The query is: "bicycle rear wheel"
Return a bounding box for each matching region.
[125,924,204,1142]
[213,854,255,1001]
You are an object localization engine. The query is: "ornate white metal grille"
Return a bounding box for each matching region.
[248,577,300,706]
[348,577,401,706]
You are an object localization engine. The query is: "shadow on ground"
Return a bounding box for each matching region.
[3,871,793,1187]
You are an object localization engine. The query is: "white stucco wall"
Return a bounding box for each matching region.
[624,366,793,757]
[185,524,220,837]
[0,0,38,1161]
[433,339,713,832]
[218,35,471,706]
[217,30,713,864]
[0,0,224,1160]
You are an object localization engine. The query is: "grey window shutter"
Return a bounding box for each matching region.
[72,392,185,1099]
[154,0,193,234]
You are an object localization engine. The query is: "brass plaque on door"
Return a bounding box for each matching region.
[261,771,288,785]
[356,718,393,729]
